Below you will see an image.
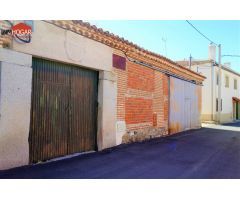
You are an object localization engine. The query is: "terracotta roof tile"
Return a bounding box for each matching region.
[45,20,206,82]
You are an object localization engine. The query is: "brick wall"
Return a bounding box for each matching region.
[114,67,127,121]
[125,97,153,125]
[153,71,169,130]
[114,58,169,134]
[127,62,154,92]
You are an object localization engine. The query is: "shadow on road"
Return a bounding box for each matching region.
[223,122,240,127]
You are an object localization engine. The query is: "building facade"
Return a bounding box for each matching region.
[177,46,240,123]
[0,20,205,170]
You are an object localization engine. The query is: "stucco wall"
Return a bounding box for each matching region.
[214,66,240,122]
[98,71,117,149]
[0,48,32,170]
[196,65,213,116]
[12,21,113,72]
[192,62,240,123]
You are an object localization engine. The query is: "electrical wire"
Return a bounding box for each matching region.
[222,55,240,58]
[186,21,240,59]
[186,20,218,45]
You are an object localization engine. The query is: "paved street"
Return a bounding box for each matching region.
[0,123,240,179]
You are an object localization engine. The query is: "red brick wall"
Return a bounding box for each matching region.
[163,74,169,124]
[114,56,169,132]
[128,62,154,92]
[125,98,153,124]
[114,67,127,121]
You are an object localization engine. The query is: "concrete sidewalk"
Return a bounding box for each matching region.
[202,122,240,131]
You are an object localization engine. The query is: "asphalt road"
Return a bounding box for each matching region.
[0,124,240,179]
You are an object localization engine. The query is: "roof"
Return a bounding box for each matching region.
[43,20,205,83]
[214,63,240,77]
[177,59,240,77]
[233,97,240,102]
[176,60,212,66]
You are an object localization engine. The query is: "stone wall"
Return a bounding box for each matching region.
[122,127,168,144]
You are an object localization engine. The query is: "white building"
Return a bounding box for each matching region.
[177,45,240,123]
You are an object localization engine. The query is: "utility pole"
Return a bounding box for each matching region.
[218,44,222,124]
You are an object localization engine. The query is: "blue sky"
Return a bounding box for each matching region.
[89,20,240,72]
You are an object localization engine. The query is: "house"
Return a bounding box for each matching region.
[177,45,240,123]
[0,20,205,170]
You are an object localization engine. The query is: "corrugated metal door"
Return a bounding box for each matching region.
[169,77,201,134]
[29,58,98,163]
[68,67,98,154]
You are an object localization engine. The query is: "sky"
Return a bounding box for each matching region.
[88,20,240,72]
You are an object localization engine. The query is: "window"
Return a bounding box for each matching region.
[225,75,229,88]
[234,79,238,90]
[216,73,219,85]
[216,98,222,112]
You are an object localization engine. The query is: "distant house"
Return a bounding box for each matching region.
[177,45,240,123]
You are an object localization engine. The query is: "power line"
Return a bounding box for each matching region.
[186,21,240,58]
[222,55,240,58]
[186,20,218,45]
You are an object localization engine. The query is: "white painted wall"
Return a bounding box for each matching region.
[0,48,32,170]
[214,66,240,121]
[98,71,117,149]
[12,21,113,72]
[194,64,213,116]
[191,61,240,123]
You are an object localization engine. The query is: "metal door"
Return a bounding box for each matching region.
[169,77,201,134]
[29,58,98,163]
[184,98,191,130]
[68,67,98,154]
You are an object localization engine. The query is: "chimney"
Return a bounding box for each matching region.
[208,44,216,62]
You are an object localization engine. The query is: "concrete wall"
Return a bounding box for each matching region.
[0,48,32,170]
[98,71,117,149]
